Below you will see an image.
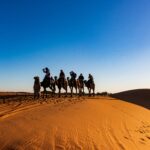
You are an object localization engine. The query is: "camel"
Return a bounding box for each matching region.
[54,76,68,97]
[77,79,84,96]
[33,76,41,99]
[67,77,78,97]
[41,77,55,98]
[84,80,95,96]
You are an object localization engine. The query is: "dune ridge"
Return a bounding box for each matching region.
[111,89,150,109]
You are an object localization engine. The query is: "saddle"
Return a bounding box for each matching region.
[79,79,84,84]
[88,79,94,85]
[70,78,76,85]
[59,77,65,86]
[42,77,50,87]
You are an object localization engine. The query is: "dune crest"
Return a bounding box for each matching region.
[111,89,150,109]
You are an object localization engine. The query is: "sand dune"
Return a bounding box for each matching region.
[111,89,150,109]
[0,96,150,150]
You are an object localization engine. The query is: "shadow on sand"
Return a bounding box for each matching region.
[111,89,150,110]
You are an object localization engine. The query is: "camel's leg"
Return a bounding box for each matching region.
[65,88,67,97]
[62,86,67,97]
[93,87,95,96]
[59,88,61,98]
[51,85,55,97]
[38,92,40,99]
[46,89,48,98]
[71,87,73,97]
[68,87,70,97]
[54,86,56,97]
[52,85,56,97]
[78,89,80,97]
[65,86,67,97]
[43,88,45,98]
[76,87,77,96]
[34,93,36,99]
[89,88,91,97]
[83,86,85,95]
[52,88,55,97]
[78,88,81,97]
[50,86,54,97]
[43,88,47,100]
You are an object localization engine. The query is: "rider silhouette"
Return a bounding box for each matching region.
[43,67,50,82]
[78,73,84,83]
[70,71,77,81]
[59,70,65,85]
[59,70,65,79]
[78,73,84,80]
[88,74,94,84]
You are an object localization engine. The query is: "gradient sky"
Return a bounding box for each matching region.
[0,0,150,93]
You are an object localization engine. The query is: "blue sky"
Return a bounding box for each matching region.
[0,0,150,93]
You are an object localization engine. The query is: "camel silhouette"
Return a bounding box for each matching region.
[84,80,95,96]
[67,77,78,97]
[54,76,68,97]
[33,76,41,99]
[41,77,55,98]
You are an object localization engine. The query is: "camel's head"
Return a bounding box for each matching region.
[54,76,57,80]
[34,76,40,82]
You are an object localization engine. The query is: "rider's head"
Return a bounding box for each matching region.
[80,73,83,76]
[60,69,63,72]
[70,71,73,75]
[34,76,39,80]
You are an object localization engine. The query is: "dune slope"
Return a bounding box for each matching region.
[0,96,150,150]
[112,89,150,109]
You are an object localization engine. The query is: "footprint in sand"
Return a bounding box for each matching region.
[146,135,150,140]
[138,138,146,145]
[123,136,129,140]
[140,138,145,141]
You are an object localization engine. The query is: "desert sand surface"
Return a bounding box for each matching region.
[0,94,150,150]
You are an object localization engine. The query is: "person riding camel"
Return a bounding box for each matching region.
[78,73,84,84]
[70,71,77,81]
[43,67,50,82]
[59,70,65,85]
[88,74,94,84]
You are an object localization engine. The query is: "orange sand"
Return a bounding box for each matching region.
[0,96,150,150]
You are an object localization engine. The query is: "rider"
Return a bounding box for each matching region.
[78,73,84,83]
[59,69,65,85]
[59,69,65,79]
[43,67,50,82]
[88,73,94,84]
[70,71,77,80]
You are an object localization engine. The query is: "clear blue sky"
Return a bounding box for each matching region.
[0,0,150,93]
